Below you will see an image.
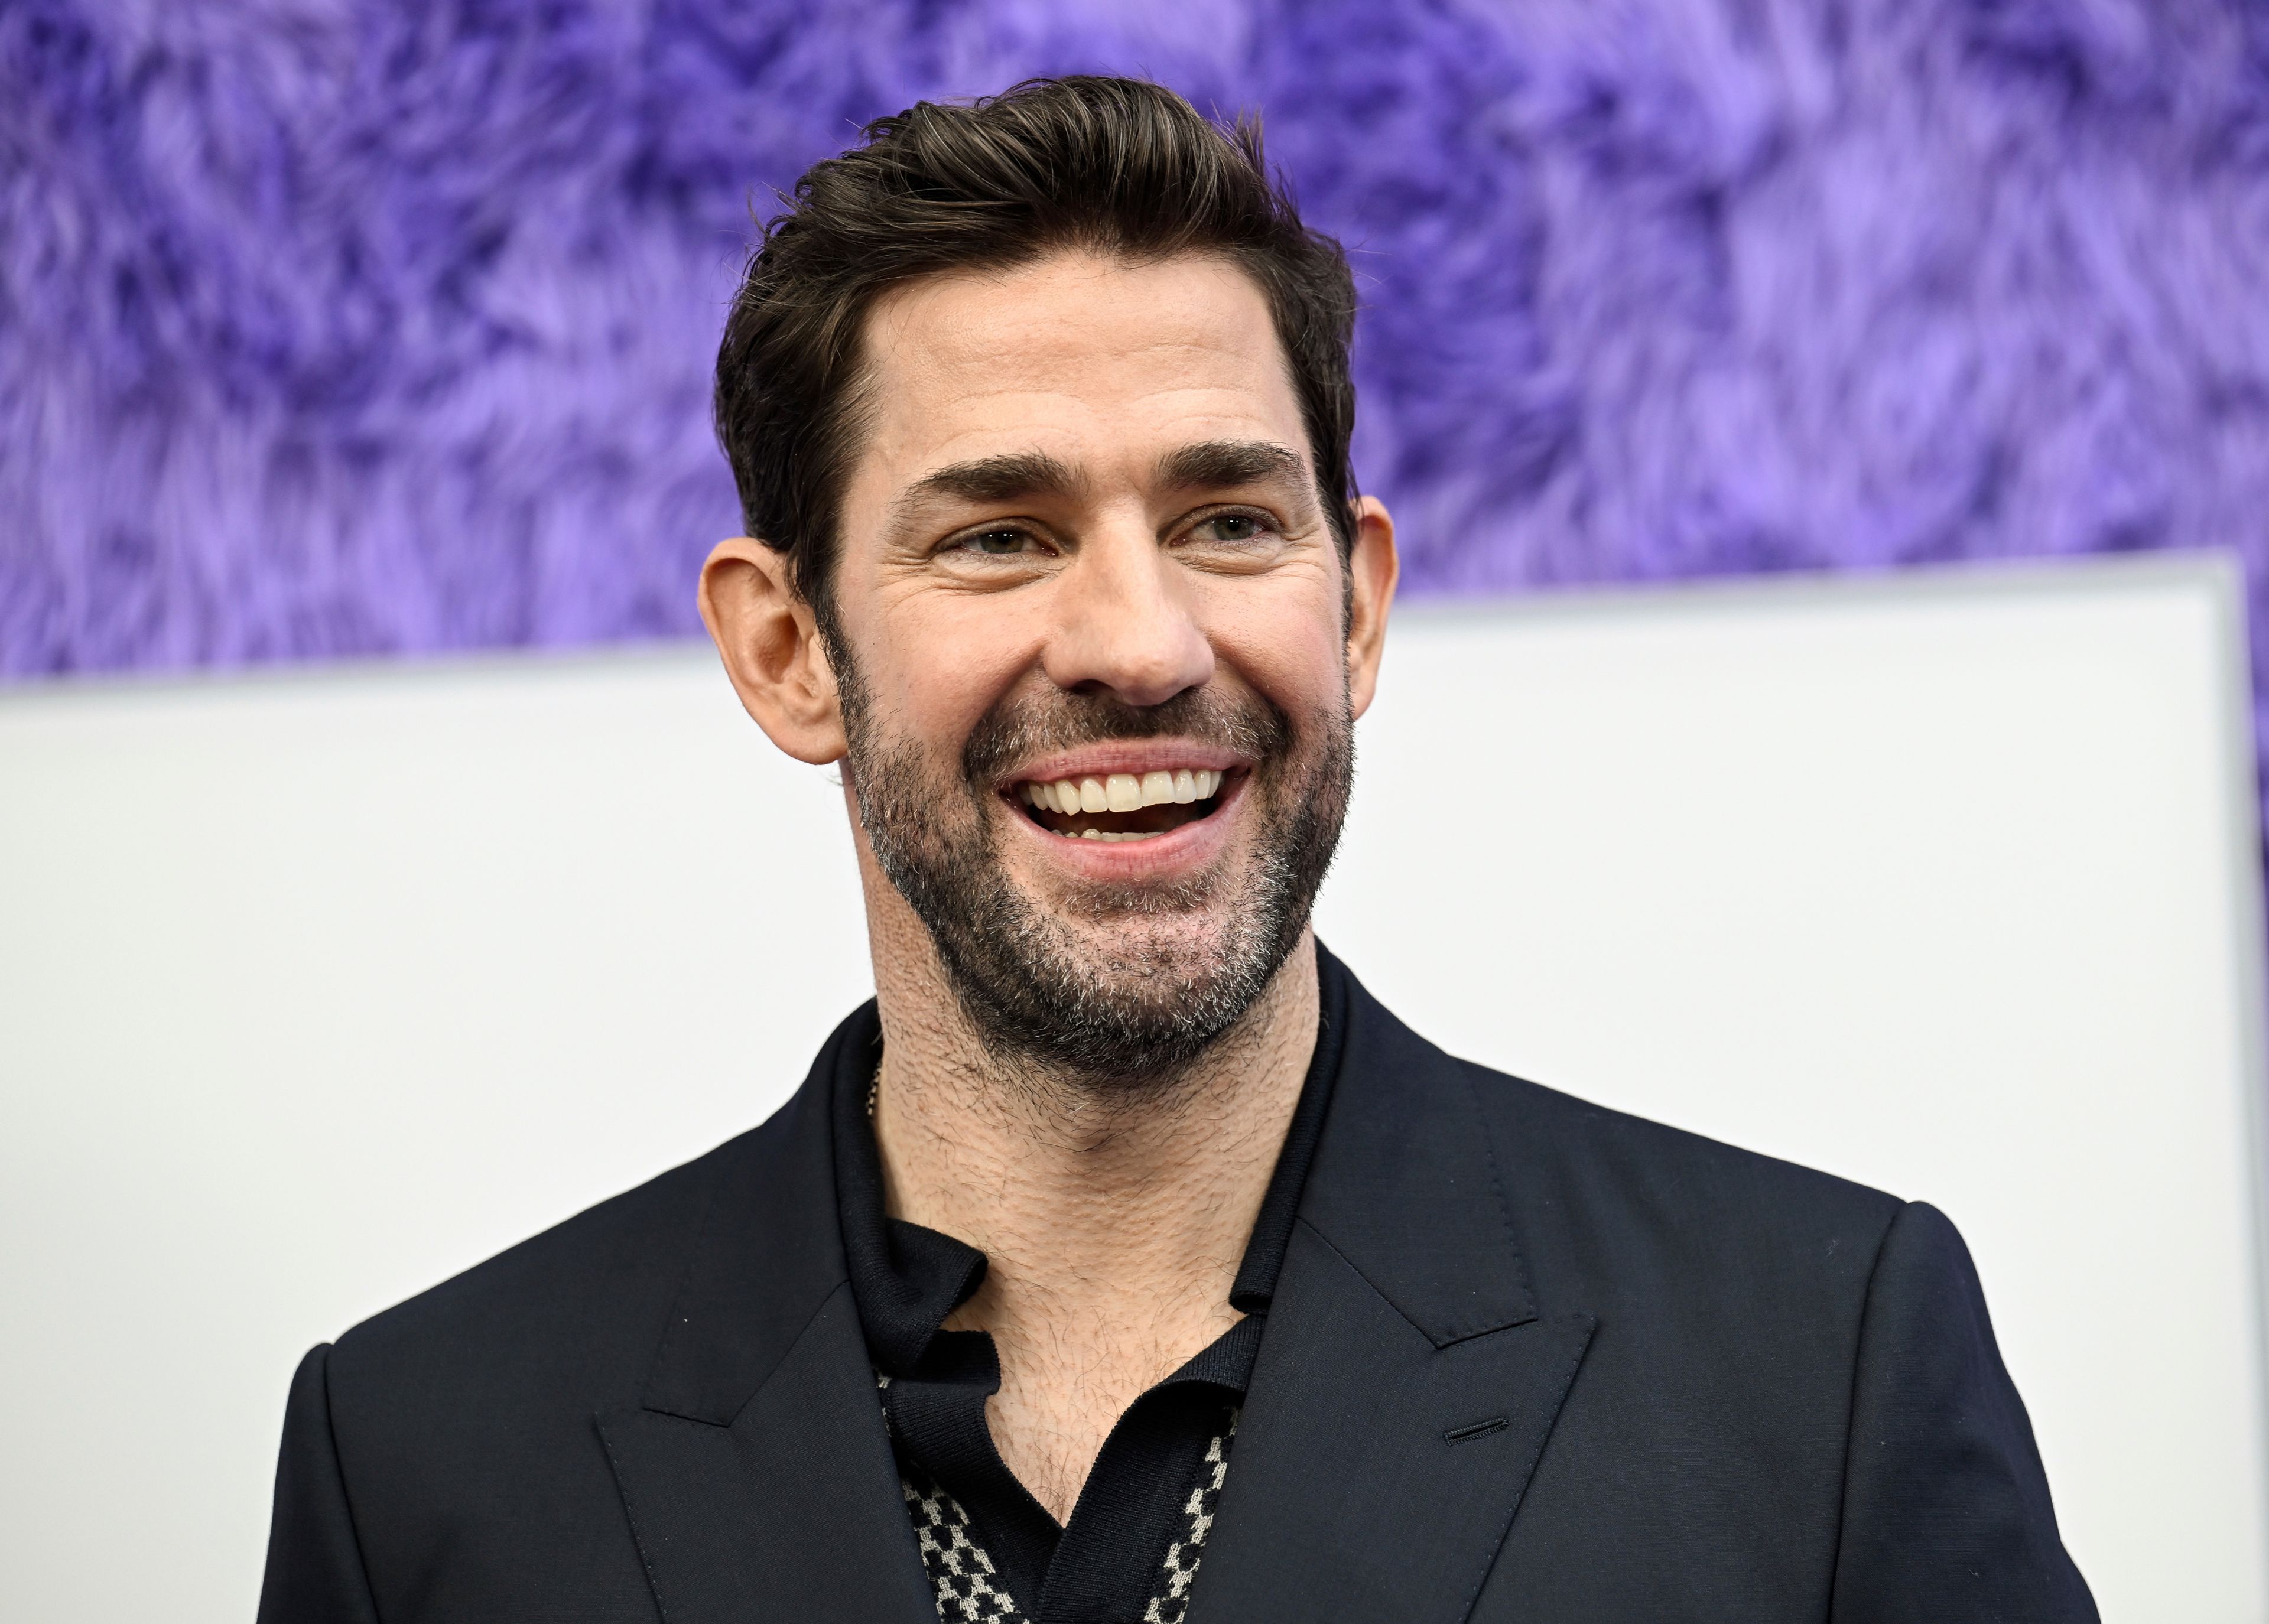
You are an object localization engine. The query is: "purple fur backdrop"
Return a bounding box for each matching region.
[5,0,2268,711]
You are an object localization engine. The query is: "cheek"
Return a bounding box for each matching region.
[866,593,1041,751]
[1195,575,1349,721]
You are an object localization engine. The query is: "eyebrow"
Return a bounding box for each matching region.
[884,438,1310,538]
[890,451,1081,525]
[1156,438,1306,492]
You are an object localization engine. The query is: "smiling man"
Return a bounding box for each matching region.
[258,78,2096,1624]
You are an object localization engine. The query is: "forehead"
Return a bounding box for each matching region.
[850,250,1307,494]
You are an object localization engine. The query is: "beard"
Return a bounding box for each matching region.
[839,662,1354,1088]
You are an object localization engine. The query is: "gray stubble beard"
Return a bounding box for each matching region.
[838,658,1354,1092]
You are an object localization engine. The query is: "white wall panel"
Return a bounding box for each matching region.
[2,555,2261,1619]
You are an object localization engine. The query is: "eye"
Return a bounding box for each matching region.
[956,527,1039,557]
[1189,510,1276,545]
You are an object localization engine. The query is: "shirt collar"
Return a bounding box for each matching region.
[834,943,1350,1374]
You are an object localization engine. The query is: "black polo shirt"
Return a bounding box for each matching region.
[832,1004,1343,1624]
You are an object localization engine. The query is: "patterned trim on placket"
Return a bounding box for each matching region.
[1142,1409,1237,1624]
[902,1462,1030,1624]
[880,1374,1240,1624]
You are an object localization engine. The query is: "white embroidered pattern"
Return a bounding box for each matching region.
[1143,1410,1238,1624]
[902,1466,1029,1624]
[882,1371,1239,1624]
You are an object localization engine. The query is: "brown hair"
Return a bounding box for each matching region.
[713,75,1360,637]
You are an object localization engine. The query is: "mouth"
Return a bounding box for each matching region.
[1007,767,1234,843]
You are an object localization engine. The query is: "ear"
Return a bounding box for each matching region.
[697,538,848,765]
[1342,495,1399,721]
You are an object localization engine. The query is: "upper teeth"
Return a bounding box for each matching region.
[1019,769,1223,814]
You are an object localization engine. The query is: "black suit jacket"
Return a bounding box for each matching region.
[259,951,2096,1622]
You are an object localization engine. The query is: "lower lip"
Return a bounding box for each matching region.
[1002,776,1244,876]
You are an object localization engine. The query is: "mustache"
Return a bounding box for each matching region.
[961,685,1292,787]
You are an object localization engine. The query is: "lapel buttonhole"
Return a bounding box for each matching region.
[1442,1415,1510,1444]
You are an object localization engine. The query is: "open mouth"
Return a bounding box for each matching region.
[1010,768,1232,843]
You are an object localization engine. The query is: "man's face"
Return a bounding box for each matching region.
[824,250,1386,1082]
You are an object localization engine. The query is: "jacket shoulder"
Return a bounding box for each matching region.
[1324,952,1904,1255]
[328,1117,770,1402]
[1449,1054,1908,1351]
[1470,1059,1904,1233]
[292,1120,789,1618]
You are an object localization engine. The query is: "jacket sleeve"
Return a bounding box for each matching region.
[1830,1201,2098,1622]
[258,1343,383,1624]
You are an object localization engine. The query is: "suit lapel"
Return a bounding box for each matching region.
[598,1282,934,1624]
[1189,956,1597,1623]
[597,1008,934,1624]
[591,960,1591,1623]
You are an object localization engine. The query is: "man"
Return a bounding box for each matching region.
[258,77,2096,1623]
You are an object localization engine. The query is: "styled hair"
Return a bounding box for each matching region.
[713,75,1360,635]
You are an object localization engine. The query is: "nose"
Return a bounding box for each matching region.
[1039,519,1215,707]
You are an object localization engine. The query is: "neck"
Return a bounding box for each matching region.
[853,806,1322,1278]
[854,835,1319,1518]
[870,927,1319,1306]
